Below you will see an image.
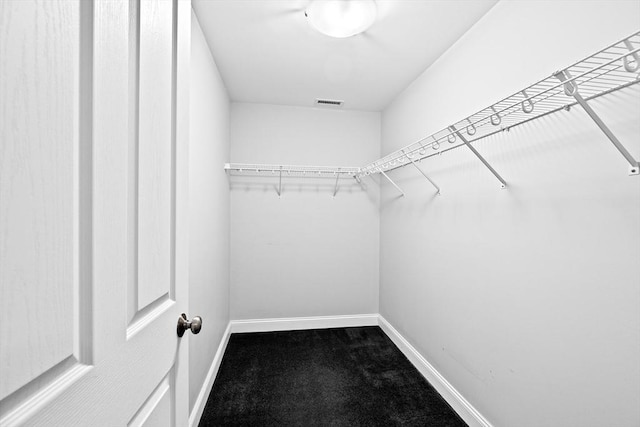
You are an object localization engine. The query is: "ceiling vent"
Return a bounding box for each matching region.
[315,98,344,108]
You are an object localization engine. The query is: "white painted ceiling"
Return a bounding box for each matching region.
[192,0,498,111]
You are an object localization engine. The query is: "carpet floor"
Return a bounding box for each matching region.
[199,326,468,426]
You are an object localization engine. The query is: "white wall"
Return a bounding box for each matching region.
[380,1,640,427]
[189,11,230,414]
[230,103,380,319]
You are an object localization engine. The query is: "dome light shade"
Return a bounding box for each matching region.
[305,0,377,38]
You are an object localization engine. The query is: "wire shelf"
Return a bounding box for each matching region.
[225,163,360,177]
[225,31,639,196]
[358,31,640,178]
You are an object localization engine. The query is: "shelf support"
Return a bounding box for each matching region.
[554,70,640,175]
[450,125,507,188]
[277,167,282,197]
[409,158,441,194]
[333,169,341,197]
[379,170,405,197]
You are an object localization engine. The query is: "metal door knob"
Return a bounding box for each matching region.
[177,313,202,337]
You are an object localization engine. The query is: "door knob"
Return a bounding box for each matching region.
[177,313,202,337]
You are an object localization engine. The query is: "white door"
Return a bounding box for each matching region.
[0,0,192,426]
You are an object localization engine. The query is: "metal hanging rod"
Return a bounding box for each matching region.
[358,31,640,181]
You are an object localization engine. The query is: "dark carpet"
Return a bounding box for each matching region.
[199,326,467,426]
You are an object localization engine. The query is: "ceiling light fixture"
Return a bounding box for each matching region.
[305,0,378,38]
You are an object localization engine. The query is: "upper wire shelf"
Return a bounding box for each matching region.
[225,163,361,197]
[225,163,360,177]
[226,32,640,197]
[358,31,640,180]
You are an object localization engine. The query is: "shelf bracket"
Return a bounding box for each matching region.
[379,170,405,197]
[409,158,441,194]
[450,125,508,188]
[333,169,341,197]
[554,70,640,175]
[277,167,282,197]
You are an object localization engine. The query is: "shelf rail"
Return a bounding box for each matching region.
[358,31,640,185]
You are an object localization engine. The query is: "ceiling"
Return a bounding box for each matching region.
[192,0,498,112]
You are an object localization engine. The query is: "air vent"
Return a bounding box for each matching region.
[315,98,344,107]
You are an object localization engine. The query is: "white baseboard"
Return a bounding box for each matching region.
[188,322,232,427]
[377,315,493,427]
[229,313,379,333]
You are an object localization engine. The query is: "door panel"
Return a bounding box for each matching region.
[0,0,91,412]
[127,0,177,332]
[136,0,175,313]
[128,372,174,427]
[0,0,191,425]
